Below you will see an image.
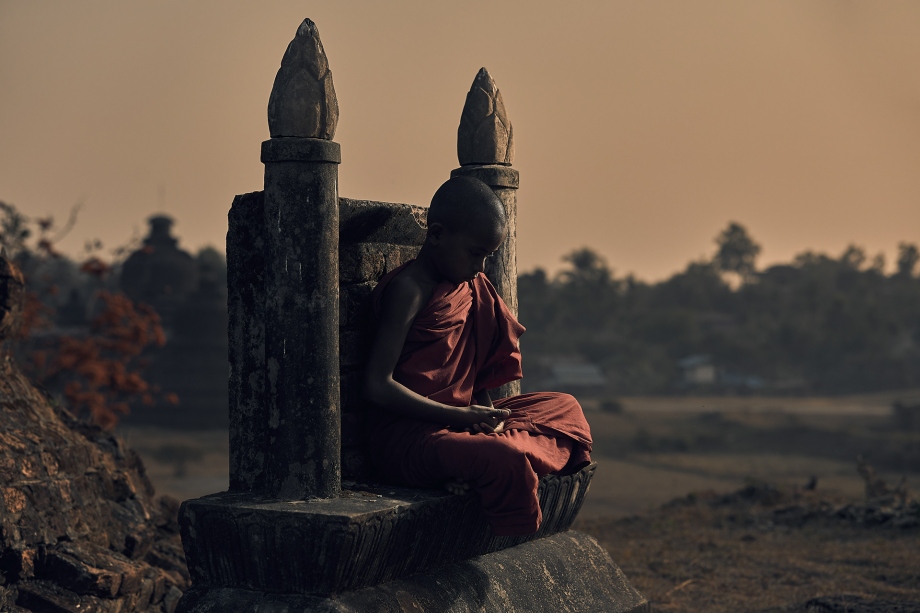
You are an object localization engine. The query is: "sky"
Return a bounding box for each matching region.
[1,1,919,280]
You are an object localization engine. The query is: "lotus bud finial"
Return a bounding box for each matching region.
[267,18,339,139]
[457,68,514,166]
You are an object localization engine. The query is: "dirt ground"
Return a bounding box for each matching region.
[117,391,920,612]
[577,483,920,612]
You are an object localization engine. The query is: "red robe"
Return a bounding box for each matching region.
[368,263,593,536]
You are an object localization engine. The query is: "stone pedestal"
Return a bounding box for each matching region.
[177,464,648,612]
[177,531,648,613]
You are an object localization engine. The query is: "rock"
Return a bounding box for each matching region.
[0,255,24,348]
[0,253,189,611]
[37,543,138,598]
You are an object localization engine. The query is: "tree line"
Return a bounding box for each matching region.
[518,223,920,395]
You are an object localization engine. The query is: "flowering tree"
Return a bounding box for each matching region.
[1,199,173,428]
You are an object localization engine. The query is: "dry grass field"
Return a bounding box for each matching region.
[117,391,920,612]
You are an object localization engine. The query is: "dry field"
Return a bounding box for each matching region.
[577,484,920,612]
[579,391,920,518]
[117,391,920,612]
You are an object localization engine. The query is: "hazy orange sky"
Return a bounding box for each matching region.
[1,1,919,280]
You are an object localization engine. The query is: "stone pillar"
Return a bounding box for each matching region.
[451,67,521,398]
[230,18,342,499]
[227,191,266,492]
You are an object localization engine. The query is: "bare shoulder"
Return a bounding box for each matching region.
[379,268,433,325]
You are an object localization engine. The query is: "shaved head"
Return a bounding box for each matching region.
[428,176,506,236]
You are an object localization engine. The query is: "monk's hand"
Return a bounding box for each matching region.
[470,420,505,434]
[465,405,510,434]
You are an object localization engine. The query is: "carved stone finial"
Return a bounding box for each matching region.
[457,68,514,166]
[267,18,339,139]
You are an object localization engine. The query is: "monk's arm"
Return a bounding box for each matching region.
[363,277,509,428]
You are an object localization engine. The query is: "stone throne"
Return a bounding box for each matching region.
[177,19,647,612]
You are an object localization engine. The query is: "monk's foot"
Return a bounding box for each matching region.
[444,479,470,495]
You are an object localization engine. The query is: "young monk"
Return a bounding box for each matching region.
[363,175,592,536]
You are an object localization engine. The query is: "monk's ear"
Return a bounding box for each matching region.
[427,222,445,245]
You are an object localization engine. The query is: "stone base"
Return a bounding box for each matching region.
[180,464,596,596]
[177,531,648,613]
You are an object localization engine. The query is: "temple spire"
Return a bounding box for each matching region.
[457,67,514,166]
[267,18,339,139]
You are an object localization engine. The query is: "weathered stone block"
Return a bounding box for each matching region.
[179,463,596,597]
[339,243,383,284]
[177,531,648,613]
[339,282,375,328]
[339,243,422,284]
[37,543,136,598]
[396,244,421,266]
[339,199,426,246]
[227,191,267,493]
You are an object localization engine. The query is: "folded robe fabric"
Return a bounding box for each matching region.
[367,262,593,535]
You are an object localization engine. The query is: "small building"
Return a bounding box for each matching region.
[525,356,608,395]
[678,354,717,385]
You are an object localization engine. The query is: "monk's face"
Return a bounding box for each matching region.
[431,219,506,285]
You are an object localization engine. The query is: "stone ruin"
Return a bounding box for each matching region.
[0,255,190,611]
[177,19,648,612]
[120,216,229,430]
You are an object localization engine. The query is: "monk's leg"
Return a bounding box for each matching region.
[423,428,574,536]
[494,391,593,470]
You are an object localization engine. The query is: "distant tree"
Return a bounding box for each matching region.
[869,252,886,274]
[896,242,919,278]
[840,244,867,270]
[0,201,32,258]
[30,291,167,429]
[196,245,227,282]
[558,248,618,329]
[517,227,920,396]
[713,222,761,281]
[0,199,168,428]
[559,248,612,286]
[517,268,552,334]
